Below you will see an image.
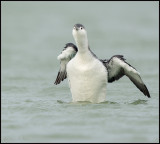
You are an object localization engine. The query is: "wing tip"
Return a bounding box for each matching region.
[54,71,67,85]
[54,81,59,85]
[144,84,151,98]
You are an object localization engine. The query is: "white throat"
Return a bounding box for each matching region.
[73,30,89,54]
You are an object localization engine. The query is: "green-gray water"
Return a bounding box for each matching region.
[1,1,159,143]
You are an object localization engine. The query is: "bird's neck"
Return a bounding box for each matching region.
[76,36,89,54]
[75,35,94,62]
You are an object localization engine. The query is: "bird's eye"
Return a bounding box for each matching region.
[80,27,83,30]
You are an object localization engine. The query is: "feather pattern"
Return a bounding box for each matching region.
[54,43,77,85]
[101,55,150,98]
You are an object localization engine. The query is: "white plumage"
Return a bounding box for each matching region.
[67,51,107,103]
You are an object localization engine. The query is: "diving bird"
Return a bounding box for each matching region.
[54,24,150,103]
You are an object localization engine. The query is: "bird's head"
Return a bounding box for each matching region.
[72,24,88,47]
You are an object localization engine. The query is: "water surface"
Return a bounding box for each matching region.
[1,1,159,143]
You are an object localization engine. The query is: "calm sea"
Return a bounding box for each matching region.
[1,1,159,143]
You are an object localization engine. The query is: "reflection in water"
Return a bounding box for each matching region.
[129,99,148,105]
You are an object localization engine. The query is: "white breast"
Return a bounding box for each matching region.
[67,52,108,103]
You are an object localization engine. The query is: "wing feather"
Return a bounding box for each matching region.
[102,55,150,98]
[54,43,77,85]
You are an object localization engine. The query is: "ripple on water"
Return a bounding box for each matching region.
[57,100,119,105]
[129,99,148,105]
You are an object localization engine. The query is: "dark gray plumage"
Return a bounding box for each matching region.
[74,24,85,29]
[63,43,78,52]
[101,55,150,98]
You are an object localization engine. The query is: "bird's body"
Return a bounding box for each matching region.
[67,51,107,103]
[54,24,150,103]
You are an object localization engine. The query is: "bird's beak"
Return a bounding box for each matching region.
[75,27,78,31]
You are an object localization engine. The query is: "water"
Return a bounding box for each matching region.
[1,1,159,143]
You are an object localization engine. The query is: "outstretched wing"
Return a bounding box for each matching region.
[54,43,78,85]
[102,55,150,98]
